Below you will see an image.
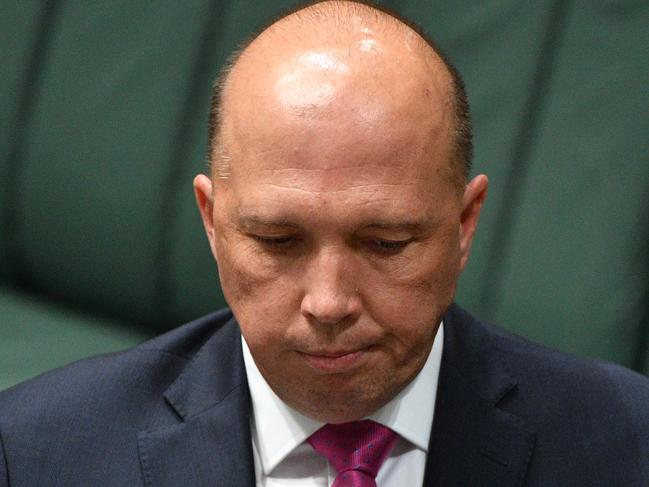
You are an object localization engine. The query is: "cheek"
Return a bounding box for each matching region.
[418,226,463,293]
[365,235,461,337]
[383,235,461,295]
[215,231,279,299]
[214,236,304,344]
[213,242,255,306]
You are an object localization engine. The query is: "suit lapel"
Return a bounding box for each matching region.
[138,318,255,487]
[423,305,536,487]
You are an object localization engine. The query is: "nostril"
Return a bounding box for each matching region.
[301,289,359,326]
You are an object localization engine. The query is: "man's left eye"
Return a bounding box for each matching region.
[366,238,412,253]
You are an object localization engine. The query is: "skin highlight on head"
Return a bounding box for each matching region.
[194,0,488,423]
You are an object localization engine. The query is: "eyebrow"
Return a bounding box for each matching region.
[361,221,428,232]
[238,214,429,233]
[237,215,301,229]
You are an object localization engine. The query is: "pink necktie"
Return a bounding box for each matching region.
[307,420,399,487]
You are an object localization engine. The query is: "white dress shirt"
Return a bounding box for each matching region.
[242,322,444,487]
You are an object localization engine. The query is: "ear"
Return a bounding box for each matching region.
[459,174,488,271]
[193,174,218,261]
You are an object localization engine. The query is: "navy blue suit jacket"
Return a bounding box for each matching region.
[1,305,648,486]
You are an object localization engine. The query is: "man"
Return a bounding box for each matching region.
[0,1,648,486]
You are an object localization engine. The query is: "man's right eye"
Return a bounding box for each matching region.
[252,235,296,250]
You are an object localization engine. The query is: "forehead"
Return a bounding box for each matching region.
[217,17,456,195]
[228,70,451,179]
[221,109,452,207]
[218,122,459,230]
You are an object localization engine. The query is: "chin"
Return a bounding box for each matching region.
[301,403,376,424]
[288,383,398,424]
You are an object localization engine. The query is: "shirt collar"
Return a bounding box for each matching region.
[242,322,444,475]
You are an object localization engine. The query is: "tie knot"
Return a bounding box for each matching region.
[308,420,398,485]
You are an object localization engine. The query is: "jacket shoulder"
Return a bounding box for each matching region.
[446,304,649,404]
[0,309,233,433]
[446,304,649,481]
[0,309,235,485]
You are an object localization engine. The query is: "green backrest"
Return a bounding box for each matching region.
[0,1,48,282]
[3,1,231,327]
[479,1,649,367]
[1,1,647,372]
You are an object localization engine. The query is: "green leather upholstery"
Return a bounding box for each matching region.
[1,1,647,390]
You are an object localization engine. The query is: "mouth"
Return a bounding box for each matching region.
[298,347,370,373]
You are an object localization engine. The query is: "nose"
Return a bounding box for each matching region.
[300,247,361,325]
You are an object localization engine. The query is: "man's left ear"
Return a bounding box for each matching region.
[459,174,488,271]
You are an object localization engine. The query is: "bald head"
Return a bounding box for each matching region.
[207,0,472,186]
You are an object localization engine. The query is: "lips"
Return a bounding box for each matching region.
[298,347,370,372]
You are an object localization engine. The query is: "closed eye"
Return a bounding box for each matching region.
[252,235,297,249]
[365,238,413,254]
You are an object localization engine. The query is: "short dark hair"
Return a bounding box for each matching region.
[207,1,473,183]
